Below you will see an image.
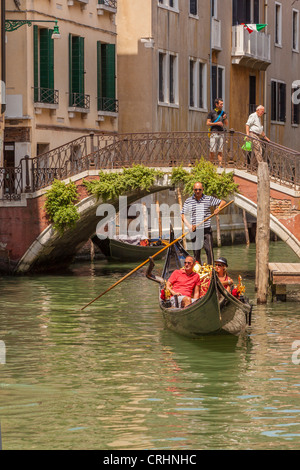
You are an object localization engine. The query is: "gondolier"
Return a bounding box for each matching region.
[181,182,226,265]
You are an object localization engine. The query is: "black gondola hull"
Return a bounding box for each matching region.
[158,233,252,338]
[92,235,165,262]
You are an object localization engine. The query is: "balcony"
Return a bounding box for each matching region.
[231,25,271,70]
[68,92,90,117]
[67,0,89,6]
[211,18,221,51]
[34,87,59,105]
[98,97,118,113]
[97,0,117,15]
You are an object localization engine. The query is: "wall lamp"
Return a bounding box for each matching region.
[5,19,61,39]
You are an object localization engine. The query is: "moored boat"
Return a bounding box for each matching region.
[147,232,252,338]
[92,235,167,262]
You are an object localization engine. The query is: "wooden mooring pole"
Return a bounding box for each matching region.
[256,162,270,304]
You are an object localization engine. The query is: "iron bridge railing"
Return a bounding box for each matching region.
[1,130,299,200]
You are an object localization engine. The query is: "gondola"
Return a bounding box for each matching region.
[92,235,166,262]
[147,231,252,338]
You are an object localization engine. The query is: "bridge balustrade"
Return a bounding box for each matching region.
[0,130,299,200]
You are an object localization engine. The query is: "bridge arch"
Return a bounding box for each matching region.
[15,181,173,273]
[234,193,300,257]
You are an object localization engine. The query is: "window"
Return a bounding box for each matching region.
[158,0,178,10]
[33,26,56,104]
[211,0,217,18]
[69,34,88,109]
[232,0,259,25]
[159,52,166,103]
[190,0,198,16]
[292,82,300,125]
[169,54,177,104]
[211,65,225,108]
[158,51,178,105]
[97,42,117,112]
[271,79,286,123]
[275,3,282,46]
[189,59,207,110]
[292,9,299,51]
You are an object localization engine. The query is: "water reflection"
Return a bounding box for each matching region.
[0,242,300,449]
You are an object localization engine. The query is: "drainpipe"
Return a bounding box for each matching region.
[1,0,5,115]
[264,0,268,132]
[210,0,213,109]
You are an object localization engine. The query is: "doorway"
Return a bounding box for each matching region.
[249,75,256,114]
[3,142,15,194]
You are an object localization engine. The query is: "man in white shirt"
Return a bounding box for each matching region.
[245,105,270,163]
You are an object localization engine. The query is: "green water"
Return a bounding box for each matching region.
[1,241,300,450]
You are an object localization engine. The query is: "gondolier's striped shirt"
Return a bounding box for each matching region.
[181,194,222,228]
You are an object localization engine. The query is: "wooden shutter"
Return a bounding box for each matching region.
[103,44,115,100]
[33,25,39,101]
[69,34,72,105]
[97,41,102,110]
[71,36,84,94]
[39,29,54,90]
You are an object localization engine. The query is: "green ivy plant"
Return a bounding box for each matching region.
[171,158,239,199]
[83,165,164,201]
[44,162,238,234]
[44,180,80,234]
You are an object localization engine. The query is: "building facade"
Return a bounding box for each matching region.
[117,0,300,151]
[2,0,300,170]
[3,0,118,168]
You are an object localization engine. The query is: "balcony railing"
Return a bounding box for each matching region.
[98,97,118,113]
[34,87,59,105]
[97,0,117,13]
[231,25,271,70]
[69,93,90,110]
[1,131,300,200]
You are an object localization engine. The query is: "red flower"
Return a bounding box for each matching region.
[160,289,165,300]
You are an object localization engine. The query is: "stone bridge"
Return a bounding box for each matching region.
[0,131,299,273]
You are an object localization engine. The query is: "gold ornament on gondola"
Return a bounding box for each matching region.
[193,262,213,280]
[236,275,246,295]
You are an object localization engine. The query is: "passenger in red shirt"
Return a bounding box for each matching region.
[166,256,201,308]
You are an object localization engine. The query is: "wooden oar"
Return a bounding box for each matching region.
[81,200,233,310]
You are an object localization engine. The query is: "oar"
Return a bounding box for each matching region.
[81,200,234,310]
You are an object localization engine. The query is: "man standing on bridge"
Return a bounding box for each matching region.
[181,182,227,265]
[206,98,228,168]
[246,105,270,163]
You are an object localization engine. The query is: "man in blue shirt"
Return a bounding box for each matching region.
[206,98,228,168]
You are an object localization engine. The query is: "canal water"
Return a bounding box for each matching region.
[0,241,300,450]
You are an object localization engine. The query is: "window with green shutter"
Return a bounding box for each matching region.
[69,34,89,109]
[97,42,117,112]
[33,26,57,104]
